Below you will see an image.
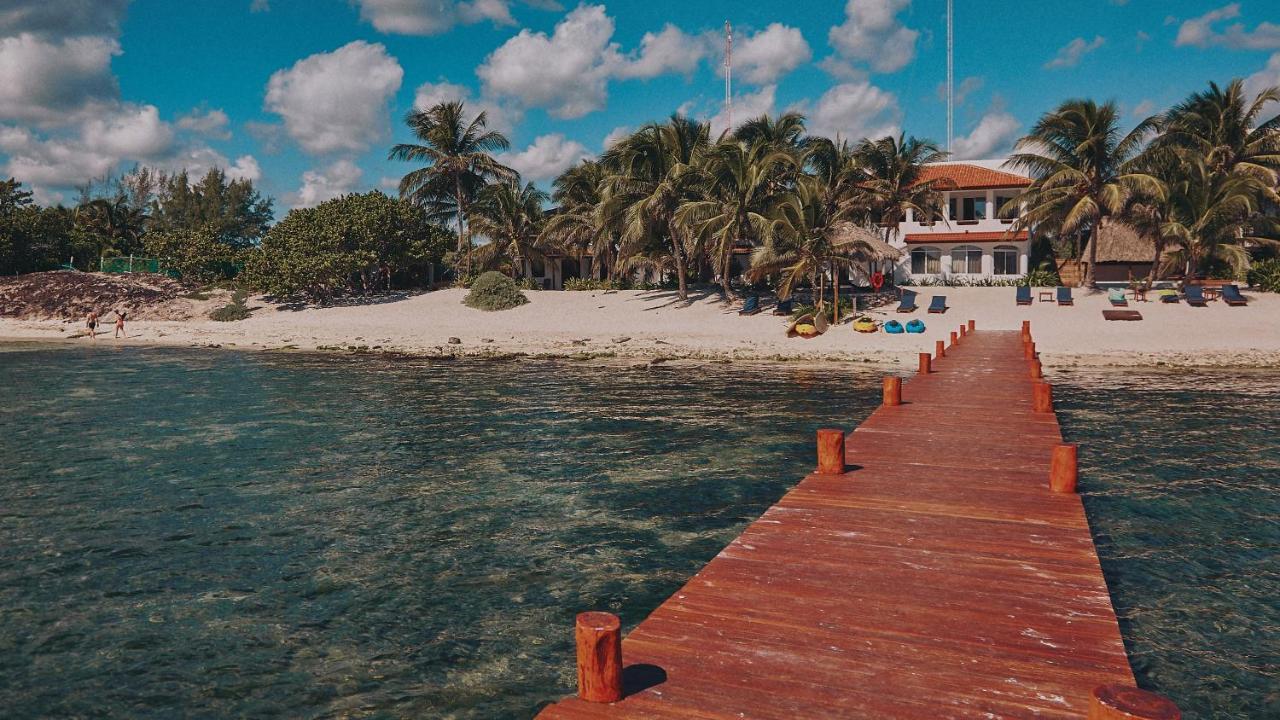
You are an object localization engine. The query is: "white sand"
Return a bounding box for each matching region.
[3,286,1278,368]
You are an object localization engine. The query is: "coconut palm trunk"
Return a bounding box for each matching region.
[832,261,840,324]
[1084,224,1099,287]
[671,232,688,299]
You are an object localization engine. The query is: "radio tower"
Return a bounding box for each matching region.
[946,0,954,153]
[724,21,733,131]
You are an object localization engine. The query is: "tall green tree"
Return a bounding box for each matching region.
[1155,79,1280,191]
[149,168,273,248]
[75,196,147,257]
[1157,157,1273,278]
[604,115,711,300]
[676,140,793,298]
[470,180,550,279]
[1009,100,1161,287]
[542,160,617,280]
[854,134,947,245]
[389,101,516,272]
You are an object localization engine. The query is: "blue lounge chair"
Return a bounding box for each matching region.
[1056,287,1074,306]
[896,290,918,313]
[1108,289,1128,307]
[1222,284,1248,306]
[1185,286,1208,307]
[1160,291,1180,303]
[772,298,794,315]
[927,295,947,314]
[738,296,761,315]
[1016,285,1032,306]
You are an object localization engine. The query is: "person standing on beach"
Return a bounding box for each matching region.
[114,310,126,338]
[85,311,99,340]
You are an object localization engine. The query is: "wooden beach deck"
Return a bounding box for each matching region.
[538,326,1179,719]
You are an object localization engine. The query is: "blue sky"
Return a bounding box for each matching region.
[1,0,1278,210]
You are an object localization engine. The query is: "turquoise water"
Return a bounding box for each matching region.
[0,347,1275,718]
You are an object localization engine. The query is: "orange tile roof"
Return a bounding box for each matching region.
[904,230,1028,244]
[914,164,1031,190]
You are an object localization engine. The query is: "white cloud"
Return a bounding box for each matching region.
[602,125,630,150]
[727,23,812,86]
[0,33,120,122]
[500,133,590,182]
[227,155,262,183]
[295,159,364,207]
[937,76,983,106]
[828,0,919,74]
[81,104,175,158]
[1045,36,1105,69]
[1131,99,1157,118]
[616,24,707,80]
[478,4,620,119]
[1175,3,1280,50]
[709,84,777,137]
[0,0,131,38]
[265,40,403,155]
[0,125,116,188]
[951,112,1020,160]
[1245,52,1280,101]
[794,81,900,142]
[176,108,231,139]
[410,80,518,134]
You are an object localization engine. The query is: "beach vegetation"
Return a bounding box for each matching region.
[463,270,529,310]
[209,286,251,321]
[469,181,551,279]
[1247,258,1280,292]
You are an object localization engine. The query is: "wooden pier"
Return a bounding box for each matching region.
[538,325,1180,719]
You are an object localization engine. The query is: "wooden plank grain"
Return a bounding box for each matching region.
[537,331,1134,719]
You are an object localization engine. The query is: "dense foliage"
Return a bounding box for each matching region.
[1247,258,1280,292]
[463,271,528,311]
[242,191,450,301]
[209,287,251,322]
[144,227,240,285]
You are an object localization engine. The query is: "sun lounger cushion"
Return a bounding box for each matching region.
[927,296,947,313]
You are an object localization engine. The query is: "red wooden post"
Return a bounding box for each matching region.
[935,339,946,359]
[1032,381,1053,413]
[1021,320,1031,343]
[949,330,958,346]
[967,319,975,332]
[816,429,846,474]
[1088,685,1181,720]
[1024,341,1037,360]
[918,352,931,375]
[1049,444,1078,493]
[882,376,902,407]
[1030,358,1043,379]
[576,612,623,703]
[959,324,967,337]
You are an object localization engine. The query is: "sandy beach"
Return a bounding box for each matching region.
[2,286,1278,368]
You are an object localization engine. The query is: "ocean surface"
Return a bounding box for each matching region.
[0,346,1275,719]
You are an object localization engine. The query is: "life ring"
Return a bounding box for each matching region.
[871,271,885,292]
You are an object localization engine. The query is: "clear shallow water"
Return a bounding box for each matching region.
[0,348,1275,719]
[1054,369,1280,719]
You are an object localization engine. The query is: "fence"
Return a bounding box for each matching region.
[99,256,176,276]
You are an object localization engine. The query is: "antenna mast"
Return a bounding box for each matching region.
[724,21,733,131]
[946,0,953,153]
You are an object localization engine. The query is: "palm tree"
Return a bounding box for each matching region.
[1158,157,1271,279]
[805,135,872,226]
[1155,79,1280,191]
[733,112,809,153]
[542,160,617,281]
[468,180,550,279]
[389,101,516,272]
[855,134,947,245]
[1008,100,1162,287]
[676,140,794,298]
[76,197,147,257]
[604,115,711,300]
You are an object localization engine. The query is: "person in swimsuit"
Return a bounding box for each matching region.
[86,311,99,340]
[114,309,127,338]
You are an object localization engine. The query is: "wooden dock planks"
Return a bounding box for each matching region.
[538,331,1134,719]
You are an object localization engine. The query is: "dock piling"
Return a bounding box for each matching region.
[1021,320,1031,343]
[816,429,846,474]
[918,352,931,375]
[968,319,975,332]
[950,331,958,346]
[936,339,946,359]
[575,612,623,703]
[882,376,902,407]
[1049,444,1078,493]
[1024,341,1037,360]
[1032,381,1054,413]
[1088,684,1181,720]
[960,324,967,337]
[1030,358,1043,379]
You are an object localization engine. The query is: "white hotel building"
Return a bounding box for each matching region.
[888,160,1034,284]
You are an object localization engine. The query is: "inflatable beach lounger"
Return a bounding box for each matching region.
[883,319,904,334]
[853,318,877,333]
[905,319,925,333]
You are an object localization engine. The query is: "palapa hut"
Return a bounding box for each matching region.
[1079,220,1163,283]
[829,221,903,287]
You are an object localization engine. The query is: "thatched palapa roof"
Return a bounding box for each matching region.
[827,222,902,261]
[1081,221,1155,264]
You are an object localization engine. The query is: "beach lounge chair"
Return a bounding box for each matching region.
[772,298,793,315]
[1056,287,1074,306]
[1108,289,1128,307]
[738,296,761,315]
[1159,290,1180,303]
[896,290,918,313]
[1222,284,1248,306]
[1016,285,1032,306]
[927,295,948,314]
[1185,286,1208,307]
[1103,310,1143,321]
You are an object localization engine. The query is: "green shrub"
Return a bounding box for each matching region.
[790,298,854,322]
[516,277,540,291]
[463,271,529,311]
[1247,258,1280,292]
[210,287,251,321]
[564,277,618,291]
[1021,269,1061,287]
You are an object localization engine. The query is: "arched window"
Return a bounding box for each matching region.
[993,245,1019,275]
[911,246,941,274]
[951,245,982,274]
